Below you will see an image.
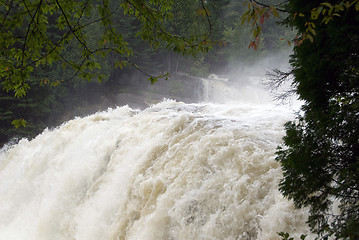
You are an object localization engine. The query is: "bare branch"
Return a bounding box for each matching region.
[1,0,14,26]
[264,68,297,103]
[200,0,212,38]
[251,0,288,12]
[265,68,292,89]
[21,0,44,69]
[55,0,92,54]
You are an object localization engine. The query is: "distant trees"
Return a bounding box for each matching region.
[0,0,212,98]
[1,0,292,145]
[0,0,212,144]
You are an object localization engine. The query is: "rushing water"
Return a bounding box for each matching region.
[0,99,313,240]
[200,74,275,105]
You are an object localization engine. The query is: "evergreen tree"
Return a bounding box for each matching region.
[276,0,359,238]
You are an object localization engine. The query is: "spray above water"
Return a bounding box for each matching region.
[0,99,312,240]
[200,74,273,104]
[200,51,298,106]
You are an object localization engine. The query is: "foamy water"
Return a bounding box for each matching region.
[0,100,312,239]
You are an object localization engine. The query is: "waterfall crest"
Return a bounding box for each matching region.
[200,74,273,105]
[0,100,312,240]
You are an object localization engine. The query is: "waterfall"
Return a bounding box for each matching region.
[200,74,273,104]
[0,100,312,240]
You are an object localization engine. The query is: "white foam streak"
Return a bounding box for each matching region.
[0,100,312,239]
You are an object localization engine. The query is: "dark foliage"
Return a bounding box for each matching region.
[276,0,359,238]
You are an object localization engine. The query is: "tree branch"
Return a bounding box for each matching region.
[200,0,212,38]
[251,0,288,12]
[21,0,44,69]
[55,0,93,55]
[1,0,14,26]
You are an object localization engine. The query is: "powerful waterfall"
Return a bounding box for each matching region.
[0,78,312,239]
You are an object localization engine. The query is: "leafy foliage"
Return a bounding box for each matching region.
[242,0,359,46]
[0,0,217,144]
[0,0,213,99]
[278,232,307,240]
[276,0,359,238]
[0,0,296,145]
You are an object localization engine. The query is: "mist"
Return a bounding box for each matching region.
[87,49,297,111]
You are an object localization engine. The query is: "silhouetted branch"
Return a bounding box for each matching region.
[264,68,297,103]
[251,0,288,12]
[21,0,44,69]
[55,0,92,54]
[201,0,212,38]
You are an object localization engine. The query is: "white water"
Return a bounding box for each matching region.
[0,99,313,240]
[200,73,277,105]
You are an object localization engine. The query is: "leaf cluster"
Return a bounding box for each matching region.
[0,0,213,99]
[276,0,359,238]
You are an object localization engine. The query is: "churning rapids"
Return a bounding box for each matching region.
[0,99,313,239]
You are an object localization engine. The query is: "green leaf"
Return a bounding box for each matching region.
[11,118,28,128]
[115,60,128,69]
[323,16,332,24]
[321,2,332,8]
[50,80,63,87]
[148,76,158,84]
[270,6,279,18]
[307,33,314,43]
[308,27,316,36]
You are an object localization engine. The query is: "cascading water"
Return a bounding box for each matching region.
[0,98,313,240]
[200,74,273,104]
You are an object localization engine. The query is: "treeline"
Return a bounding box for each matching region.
[0,0,291,146]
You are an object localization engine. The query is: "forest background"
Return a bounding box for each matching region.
[0,0,292,146]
